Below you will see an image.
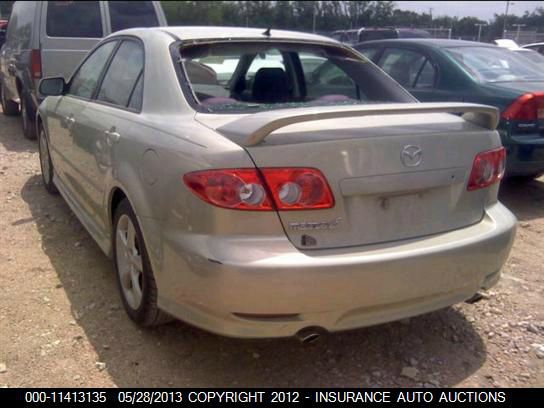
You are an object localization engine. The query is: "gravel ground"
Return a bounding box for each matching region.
[0,107,543,388]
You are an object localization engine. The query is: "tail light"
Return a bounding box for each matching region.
[467,147,506,191]
[501,92,544,121]
[183,168,334,211]
[31,49,42,79]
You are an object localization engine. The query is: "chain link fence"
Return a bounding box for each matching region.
[502,30,544,45]
[420,28,452,39]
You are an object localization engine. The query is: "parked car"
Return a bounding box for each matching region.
[36,27,516,339]
[355,39,544,178]
[522,42,544,55]
[0,1,166,139]
[330,27,430,45]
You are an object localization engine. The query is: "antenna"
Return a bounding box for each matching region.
[262,28,271,37]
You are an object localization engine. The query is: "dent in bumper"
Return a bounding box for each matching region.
[151,203,517,338]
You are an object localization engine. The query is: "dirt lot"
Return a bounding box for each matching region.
[0,107,543,388]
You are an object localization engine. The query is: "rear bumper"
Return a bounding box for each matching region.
[153,203,517,338]
[504,137,544,177]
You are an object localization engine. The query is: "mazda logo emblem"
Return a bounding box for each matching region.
[401,145,423,167]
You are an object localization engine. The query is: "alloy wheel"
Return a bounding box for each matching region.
[115,214,144,310]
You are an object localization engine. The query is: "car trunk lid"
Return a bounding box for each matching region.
[196,103,500,250]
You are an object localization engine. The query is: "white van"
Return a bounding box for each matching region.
[0,1,167,139]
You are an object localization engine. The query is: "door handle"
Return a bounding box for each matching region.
[104,129,121,144]
[64,115,75,127]
[63,115,75,128]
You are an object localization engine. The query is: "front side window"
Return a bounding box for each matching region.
[108,1,159,33]
[179,41,414,113]
[446,46,544,83]
[68,41,117,99]
[97,40,144,108]
[46,1,102,38]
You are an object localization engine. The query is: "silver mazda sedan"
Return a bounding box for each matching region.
[36,27,517,340]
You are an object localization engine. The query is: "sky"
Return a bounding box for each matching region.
[396,1,543,20]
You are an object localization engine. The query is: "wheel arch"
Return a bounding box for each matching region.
[36,111,45,138]
[109,186,129,230]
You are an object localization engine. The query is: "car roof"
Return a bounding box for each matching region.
[113,26,338,45]
[356,38,498,49]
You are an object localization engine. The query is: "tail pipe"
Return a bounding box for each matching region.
[295,326,328,345]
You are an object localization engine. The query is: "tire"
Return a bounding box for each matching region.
[38,126,58,195]
[20,92,37,140]
[113,199,172,326]
[0,80,20,116]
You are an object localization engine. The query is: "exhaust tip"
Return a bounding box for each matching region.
[295,326,327,345]
[465,292,485,304]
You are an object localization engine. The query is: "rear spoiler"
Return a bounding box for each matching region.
[216,103,499,146]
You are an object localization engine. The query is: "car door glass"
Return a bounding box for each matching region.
[305,58,360,100]
[108,1,159,33]
[68,41,117,99]
[358,48,379,61]
[414,59,437,89]
[378,48,426,88]
[46,1,102,38]
[96,40,144,107]
[299,52,327,76]
[127,73,143,111]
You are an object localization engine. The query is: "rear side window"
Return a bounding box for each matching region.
[97,40,144,108]
[414,60,437,89]
[378,48,433,88]
[128,74,143,110]
[357,48,379,61]
[46,1,102,38]
[68,41,116,99]
[108,1,159,33]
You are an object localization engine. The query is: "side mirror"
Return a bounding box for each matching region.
[39,77,66,96]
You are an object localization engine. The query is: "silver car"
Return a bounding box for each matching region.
[36,27,517,340]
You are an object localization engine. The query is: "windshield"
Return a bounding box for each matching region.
[515,49,544,65]
[445,46,544,83]
[178,41,414,113]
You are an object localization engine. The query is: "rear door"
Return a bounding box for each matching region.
[40,1,106,80]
